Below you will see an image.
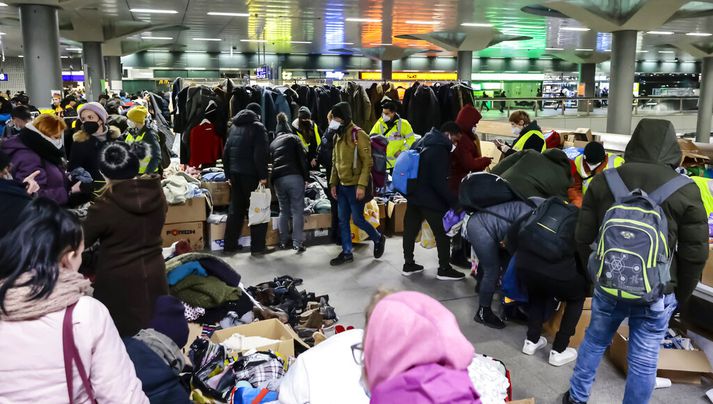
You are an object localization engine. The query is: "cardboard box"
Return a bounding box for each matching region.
[305,229,332,245]
[201,181,231,206]
[162,221,204,251]
[480,141,503,170]
[507,399,535,404]
[304,213,332,230]
[388,201,407,234]
[678,139,710,168]
[543,298,592,348]
[608,325,713,384]
[210,319,309,358]
[184,323,204,352]
[703,246,713,287]
[475,120,514,137]
[165,196,207,224]
[207,221,280,250]
[378,202,386,219]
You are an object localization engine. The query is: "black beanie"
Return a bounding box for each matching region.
[99,142,139,180]
[331,102,352,124]
[150,295,189,348]
[298,106,311,119]
[583,142,606,165]
[246,102,262,117]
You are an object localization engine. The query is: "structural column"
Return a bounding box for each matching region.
[696,57,713,143]
[457,51,473,82]
[578,63,596,112]
[105,56,123,90]
[19,4,62,109]
[381,60,393,81]
[606,30,638,135]
[82,42,105,102]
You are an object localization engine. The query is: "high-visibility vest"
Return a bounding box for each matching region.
[124,129,154,174]
[369,117,416,168]
[295,123,321,150]
[692,176,713,217]
[512,129,546,153]
[574,153,624,194]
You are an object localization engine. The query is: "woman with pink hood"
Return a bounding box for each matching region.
[362,291,481,403]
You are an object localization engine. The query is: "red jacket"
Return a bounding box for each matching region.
[449,134,491,194]
[189,121,224,167]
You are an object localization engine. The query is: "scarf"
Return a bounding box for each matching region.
[18,126,66,166]
[92,127,109,142]
[0,270,92,321]
[134,328,186,374]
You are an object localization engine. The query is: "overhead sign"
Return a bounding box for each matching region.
[359,72,457,81]
[0,73,7,82]
[256,65,271,79]
[326,71,345,80]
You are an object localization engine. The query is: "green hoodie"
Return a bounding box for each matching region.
[577,119,708,303]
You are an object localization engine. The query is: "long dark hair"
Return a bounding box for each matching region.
[0,198,83,314]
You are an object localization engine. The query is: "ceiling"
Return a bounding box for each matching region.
[0,0,712,62]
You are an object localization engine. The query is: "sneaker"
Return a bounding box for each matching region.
[549,347,578,367]
[373,234,386,258]
[522,336,547,355]
[402,262,424,276]
[330,252,354,266]
[474,306,506,329]
[278,242,292,250]
[436,266,466,281]
[293,245,306,253]
[562,390,586,404]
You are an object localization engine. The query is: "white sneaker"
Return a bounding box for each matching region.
[522,337,547,355]
[549,347,578,367]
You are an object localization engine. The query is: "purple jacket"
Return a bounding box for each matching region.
[370,363,480,404]
[1,133,69,205]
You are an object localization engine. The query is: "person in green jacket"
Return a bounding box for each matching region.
[329,102,386,266]
[369,100,416,169]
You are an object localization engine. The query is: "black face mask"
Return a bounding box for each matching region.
[82,121,100,134]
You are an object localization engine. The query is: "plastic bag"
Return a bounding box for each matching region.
[415,221,436,249]
[350,199,381,243]
[248,184,271,226]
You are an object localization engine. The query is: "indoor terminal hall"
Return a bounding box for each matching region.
[4,1,713,404]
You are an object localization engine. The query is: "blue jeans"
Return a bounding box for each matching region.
[569,291,677,404]
[337,185,381,254]
[275,174,305,247]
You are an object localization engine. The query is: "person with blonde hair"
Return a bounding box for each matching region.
[1,113,77,205]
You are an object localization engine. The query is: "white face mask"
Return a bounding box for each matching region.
[382,113,391,123]
[511,127,522,136]
[127,120,137,129]
[328,120,341,131]
[472,127,477,136]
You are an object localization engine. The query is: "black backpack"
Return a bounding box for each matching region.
[459,172,521,212]
[517,197,578,262]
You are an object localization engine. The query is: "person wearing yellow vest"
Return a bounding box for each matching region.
[292,106,321,169]
[496,110,545,157]
[124,106,161,174]
[568,141,624,208]
[692,176,713,217]
[369,100,416,169]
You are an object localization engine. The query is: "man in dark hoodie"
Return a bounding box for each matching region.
[402,128,465,281]
[564,119,708,404]
[223,109,270,255]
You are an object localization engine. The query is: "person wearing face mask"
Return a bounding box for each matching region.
[69,102,122,198]
[495,110,545,157]
[2,105,32,139]
[318,110,342,245]
[369,100,416,169]
[448,105,493,195]
[125,106,161,174]
[292,106,321,169]
[568,141,624,208]
[1,113,75,206]
[329,102,386,266]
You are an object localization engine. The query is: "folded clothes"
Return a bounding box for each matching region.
[207,213,228,224]
[202,172,226,182]
[167,261,208,286]
[183,302,206,322]
[199,257,241,287]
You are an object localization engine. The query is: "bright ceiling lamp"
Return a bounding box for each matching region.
[240,39,267,43]
[0,3,7,6]
[290,41,312,44]
[346,17,381,23]
[461,22,493,27]
[561,27,590,32]
[141,36,173,40]
[545,47,564,50]
[637,50,649,53]
[207,12,249,17]
[193,38,222,41]
[329,42,355,45]
[647,31,674,35]
[405,20,440,25]
[658,50,675,53]
[575,48,594,51]
[686,32,712,36]
[130,8,178,14]
[66,47,82,51]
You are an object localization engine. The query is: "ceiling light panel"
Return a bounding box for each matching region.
[141,36,173,40]
[461,22,493,27]
[346,18,381,23]
[193,38,222,41]
[561,27,590,32]
[647,31,674,35]
[207,12,249,17]
[686,32,712,36]
[130,8,178,14]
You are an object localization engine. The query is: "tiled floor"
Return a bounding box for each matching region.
[220,236,712,403]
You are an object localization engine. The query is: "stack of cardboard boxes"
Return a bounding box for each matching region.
[162,196,208,251]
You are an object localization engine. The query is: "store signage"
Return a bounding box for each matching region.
[326,71,345,79]
[359,72,457,81]
[256,66,271,79]
[62,71,85,81]
[0,73,7,82]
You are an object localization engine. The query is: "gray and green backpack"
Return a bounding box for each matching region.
[590,169,692,303]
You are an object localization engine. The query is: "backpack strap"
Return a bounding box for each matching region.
[603,169,630,200]
[648,175,693,205]
[63,302,96,404]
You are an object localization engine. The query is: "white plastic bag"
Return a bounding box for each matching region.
[248,184,271,225]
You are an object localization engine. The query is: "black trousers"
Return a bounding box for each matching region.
[403,204,450,269]
[522,269,587,352]
[224,174,267,253]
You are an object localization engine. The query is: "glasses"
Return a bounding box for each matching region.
[351,342,364,365]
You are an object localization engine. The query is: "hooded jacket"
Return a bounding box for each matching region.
[577,119,708,303]
[329,104,372,190]
[491,149,572,200]
[269,132,309,182]
[407,128,458,213]
[68,125,122,195]
[364,292,480,404]
[1,125,70,205]
[82,175,170,336]
[223,110,269,180]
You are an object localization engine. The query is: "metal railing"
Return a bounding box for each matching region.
[477,96,701,118]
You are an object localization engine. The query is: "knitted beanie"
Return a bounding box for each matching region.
[584,142,606,165]
[330,102,352,124]
[99,142,139,180]
[246,102,262,117]
[127,106,148,125]
[150,295,189,348]
[78,102,108,124]
[298,106,311,119]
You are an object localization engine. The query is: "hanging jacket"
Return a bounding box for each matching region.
[189,121,223,168]
[260,87,278,132]
[223,110,269,180]
[407,128,457,213]
[369,115,416,169]
[344,82,374,130]
[577,118,708,304]
[408,85,441,136]
[270,132,309,182]
[272,90,292,122]
[124,125,162,174]
[568,153,625,207]
[491,149,572,200]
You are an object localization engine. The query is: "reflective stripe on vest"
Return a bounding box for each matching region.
[575,153,624,194]
[297,123,321,150]
[512,129,546,152]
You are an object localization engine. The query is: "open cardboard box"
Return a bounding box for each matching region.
[210,319,310,358]
[165,196,208,224]
[201,181,231,206]
[543,298,592,347]
[608,324,713,384]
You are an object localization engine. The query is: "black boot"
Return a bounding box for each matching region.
[562,391,586,404]
[474,306,506,329]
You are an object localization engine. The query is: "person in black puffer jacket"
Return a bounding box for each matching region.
[223,109,269,255]
[270,113,310,252]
